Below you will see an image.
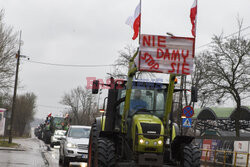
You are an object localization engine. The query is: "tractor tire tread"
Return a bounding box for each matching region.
[181,144,201,167]
[97,137,116,167]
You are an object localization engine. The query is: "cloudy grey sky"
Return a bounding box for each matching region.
[0,0,250,118]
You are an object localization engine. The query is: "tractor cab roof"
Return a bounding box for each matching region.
[114,79,181,92]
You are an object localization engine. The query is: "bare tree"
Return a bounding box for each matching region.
[183,54,216,108]
[112,44,136,78]
[7,92,37,136]
[0,10,18,93]
[112,44,154,79]
[201,20,250,137]
[60,86,99,125]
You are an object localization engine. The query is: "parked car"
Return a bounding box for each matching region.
[50,130,66,148]
[59,125,91,166]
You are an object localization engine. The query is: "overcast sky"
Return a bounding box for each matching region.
[0,0,250,119]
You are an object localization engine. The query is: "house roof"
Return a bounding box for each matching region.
[193,106,250,120]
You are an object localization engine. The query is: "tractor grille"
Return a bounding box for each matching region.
[140,123,161,139]
[77,144,88,150]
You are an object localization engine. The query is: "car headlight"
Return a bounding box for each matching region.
[158,140,163,145]
[66,142,77,148]
[139,139,144,144]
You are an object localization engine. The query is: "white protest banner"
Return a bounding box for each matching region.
[139,34,195,75]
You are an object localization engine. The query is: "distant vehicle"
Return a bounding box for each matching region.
[43,116,69,144]
[59,125,91,167]
[34,127,39,137]
[37,123,44,140]
[50,130,66,148]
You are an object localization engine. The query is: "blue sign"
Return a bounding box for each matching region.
[182,106,194,118]
[182,118,192,127]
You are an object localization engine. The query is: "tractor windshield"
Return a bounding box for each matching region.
[118,88,165,118]
[52,117,64,129]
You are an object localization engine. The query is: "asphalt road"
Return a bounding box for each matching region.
[0,134,87,167]
[0,138,45,167]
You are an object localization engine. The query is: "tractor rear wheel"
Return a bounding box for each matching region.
[181,144,201,167]
[88,123,98,167]
[192,145,201,167]
[95,137,116,167]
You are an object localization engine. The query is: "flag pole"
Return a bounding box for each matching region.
[139,0,142,44]
[193,0,197,58]
[138,0,142,72]
[195,0,198,38]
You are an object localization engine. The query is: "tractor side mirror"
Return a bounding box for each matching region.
[92,80,99,94]
[191,86,198,102]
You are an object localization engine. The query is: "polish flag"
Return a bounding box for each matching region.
[126,2,141,40]
[190,0,197,37]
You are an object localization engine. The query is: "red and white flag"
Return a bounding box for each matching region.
[126,2,141,40]
[190,0,197,37]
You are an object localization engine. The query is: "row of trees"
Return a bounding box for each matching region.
[0,10,37,137]
[1,93,36,136]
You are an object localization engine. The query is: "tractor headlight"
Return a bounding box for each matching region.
[139,139,144,144]
[66,142,76,148]
[158,140,163,145]
[154,141,157,146]
[145,141,149,145]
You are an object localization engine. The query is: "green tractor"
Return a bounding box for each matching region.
[43,116,68,144]
[88,51,201,166]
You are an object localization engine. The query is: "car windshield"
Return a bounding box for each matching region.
[68,127,90,138]
[119,88,165,118]
[54,130,66,136]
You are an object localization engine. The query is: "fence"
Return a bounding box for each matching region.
[201,149,250,167]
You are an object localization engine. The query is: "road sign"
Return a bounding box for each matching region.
[182,106,194,118]
[182,118,192,127]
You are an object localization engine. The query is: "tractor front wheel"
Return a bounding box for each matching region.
[94,137,116,167]
[180,144,201,167]
[88,123,98,167]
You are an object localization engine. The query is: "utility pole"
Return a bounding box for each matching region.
[9,31,22,143]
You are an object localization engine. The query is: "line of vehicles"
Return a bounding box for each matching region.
[34,114,91,167]
[34,76,201,167]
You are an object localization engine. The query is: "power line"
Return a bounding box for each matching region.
[22,26,250,67]
[197,25,250,49]
[23,59,115,68]
[38,104,70,109]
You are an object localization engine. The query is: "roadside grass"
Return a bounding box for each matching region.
[0,135,30,140]
[0,140,19,148]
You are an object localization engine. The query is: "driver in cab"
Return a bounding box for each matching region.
[129,89,147,116]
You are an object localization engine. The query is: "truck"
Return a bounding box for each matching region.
[87,49,201,166]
